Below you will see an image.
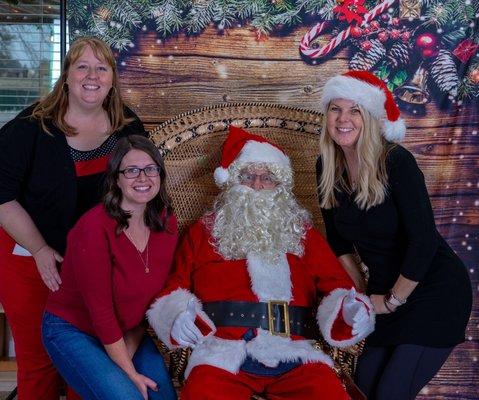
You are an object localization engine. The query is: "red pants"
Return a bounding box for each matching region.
[0,229,80,400]
[181,362,350,400]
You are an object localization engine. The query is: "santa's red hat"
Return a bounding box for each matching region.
[214,125,291,186]
[319,70,406,142]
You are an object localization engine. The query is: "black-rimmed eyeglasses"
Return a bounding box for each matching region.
[119,166,161,179]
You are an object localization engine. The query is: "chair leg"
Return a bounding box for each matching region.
[5,386,17,400]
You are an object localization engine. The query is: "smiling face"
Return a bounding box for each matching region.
[66,45,113,111]
[117,149,161,212]
[326,98,364,151]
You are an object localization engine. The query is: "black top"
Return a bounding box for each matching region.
[69,132,123,222]
[0,104,147,254]
[316,145,472,348]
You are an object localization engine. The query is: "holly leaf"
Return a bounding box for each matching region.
[391,70,408,87]
[387,82,395,92]
[375,64,390,80]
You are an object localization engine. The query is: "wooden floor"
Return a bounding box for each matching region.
[0,359,16,395]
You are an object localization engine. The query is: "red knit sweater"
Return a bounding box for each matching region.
[46,204,178,344]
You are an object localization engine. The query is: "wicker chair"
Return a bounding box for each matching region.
[149,102,365,400]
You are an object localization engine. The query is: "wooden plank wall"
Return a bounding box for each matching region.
[118,26,479,399]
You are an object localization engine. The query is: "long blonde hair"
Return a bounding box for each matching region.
[318,105,393,210]
[32,37,132,136]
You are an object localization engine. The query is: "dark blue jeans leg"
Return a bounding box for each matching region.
[42,312,144,400]
[132,335,177,400]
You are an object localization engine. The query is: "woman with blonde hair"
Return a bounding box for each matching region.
[316,70,472,399]
[0,37,146,399]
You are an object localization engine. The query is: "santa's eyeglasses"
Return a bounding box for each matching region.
[238,172,277,184]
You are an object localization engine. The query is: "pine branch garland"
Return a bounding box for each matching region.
[151,0,184,37]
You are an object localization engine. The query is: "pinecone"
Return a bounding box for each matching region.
[430,50,459,96]
[387,42,410,69]
[349,39,386,71]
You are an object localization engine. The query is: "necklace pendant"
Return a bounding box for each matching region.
[145,267,150,273]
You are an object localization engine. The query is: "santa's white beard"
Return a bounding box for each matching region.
[205,184,311,264]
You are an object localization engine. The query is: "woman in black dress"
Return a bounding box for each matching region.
[316,70,472,400]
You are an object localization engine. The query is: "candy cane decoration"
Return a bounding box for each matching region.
[300,0,397,59]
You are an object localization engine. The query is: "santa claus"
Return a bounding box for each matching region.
[148,126,375,399]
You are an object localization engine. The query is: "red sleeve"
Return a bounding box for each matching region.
[304,227,355,295]
[158,221,202,297]
[69,213,123,345]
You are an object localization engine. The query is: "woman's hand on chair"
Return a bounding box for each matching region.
[129,372,158,400]
[32,244,63,291]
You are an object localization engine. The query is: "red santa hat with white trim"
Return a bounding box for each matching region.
[213,125,291,187]
[319,70,406,142]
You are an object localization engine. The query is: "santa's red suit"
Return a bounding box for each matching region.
[148,218,375,399]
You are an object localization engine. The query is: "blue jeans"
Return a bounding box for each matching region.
[42,312,177,400]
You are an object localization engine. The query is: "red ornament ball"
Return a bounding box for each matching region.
[363,27,371,35]
[415,32,438,49]
[351,26,363,38]
[361,40,373,51]
[381,14,390,22]
[378,31,389,43]
[469,69,479,84]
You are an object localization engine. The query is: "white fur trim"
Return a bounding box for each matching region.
[147,288,216,349]
[186,336,247,378]
[236,140,291,169]
[383,118,406,142]
[246,253,292,302]
[214,167,229,187]
[319,75,386,120]
[246,329,333,368]
[184,330,334,378]
[317,288,375,348]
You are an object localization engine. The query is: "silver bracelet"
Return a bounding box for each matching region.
[389,290,407,306]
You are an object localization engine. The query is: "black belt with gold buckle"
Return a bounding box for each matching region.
[202,301,318,339]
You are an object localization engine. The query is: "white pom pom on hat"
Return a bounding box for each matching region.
[319,70,406,142]
[213,125,291,187]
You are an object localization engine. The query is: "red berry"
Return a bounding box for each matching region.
[363,27,371,35]
[361,40,373,51]
[422,48,439,58]
[390,29,401,40]
[401,31,411,42]
[370,21,380,31]
[350,26,363,38]
[381,14,390,22]
[378,31,389,43]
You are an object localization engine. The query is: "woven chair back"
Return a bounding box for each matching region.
[149,102,324,234]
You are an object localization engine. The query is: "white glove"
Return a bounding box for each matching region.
[342,288,370,336]
[171,299,205,348]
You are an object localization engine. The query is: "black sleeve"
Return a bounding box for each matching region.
[315,157,355,257]
[388,146,438,282]
[0,109,38,205]
[122,106,147,137]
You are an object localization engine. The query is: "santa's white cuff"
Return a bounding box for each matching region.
[317,288,375,348]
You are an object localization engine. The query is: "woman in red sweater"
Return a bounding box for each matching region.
[42,135,178,400]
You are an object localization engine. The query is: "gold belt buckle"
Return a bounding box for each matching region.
[267,300,290,337]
